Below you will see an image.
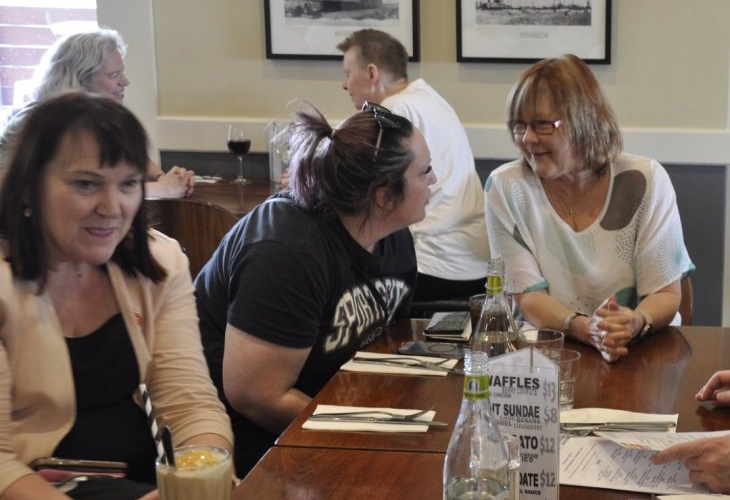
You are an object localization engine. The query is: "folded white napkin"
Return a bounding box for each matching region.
[339,351,458,376]
[193,175,222,184]
[301,404,435,433]
[561,407,678,431]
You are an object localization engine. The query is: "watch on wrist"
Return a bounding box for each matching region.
[563,312,587,337]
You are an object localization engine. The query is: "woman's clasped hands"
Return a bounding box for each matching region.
[584,296,646,363]
[149,165,195,198]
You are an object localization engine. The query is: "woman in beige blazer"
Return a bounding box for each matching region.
[0,92,232,500]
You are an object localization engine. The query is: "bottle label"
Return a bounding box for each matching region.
[463,374,491,400]
[486,275,503,295]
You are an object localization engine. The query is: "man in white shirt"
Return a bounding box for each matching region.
[337,29,490,302]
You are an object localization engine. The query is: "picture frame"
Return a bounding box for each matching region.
[264,0,420,61]
[456,0,611,64]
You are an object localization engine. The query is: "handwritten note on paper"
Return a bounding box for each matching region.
[560,431,730,495]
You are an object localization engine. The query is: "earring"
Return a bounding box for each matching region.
[23,207,32,218]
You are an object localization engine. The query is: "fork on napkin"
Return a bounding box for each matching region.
[340,351,459,376]
[302,404,443,433]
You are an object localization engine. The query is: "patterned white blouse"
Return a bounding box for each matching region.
[485,153,695,317]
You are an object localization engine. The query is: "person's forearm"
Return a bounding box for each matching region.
[241,387,311,435]
[635,287,681,332]
[516,292,574,332]
[516,291,595,344]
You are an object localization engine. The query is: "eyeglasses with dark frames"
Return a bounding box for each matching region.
[510,119,563,136]
[362,101,401,160]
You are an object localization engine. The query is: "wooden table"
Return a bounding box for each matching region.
[189,177,278,217]
[277,320,462,453]
[234,321,730,499]
[233,447,444,500]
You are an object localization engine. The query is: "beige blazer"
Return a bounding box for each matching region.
[0,231,233,494]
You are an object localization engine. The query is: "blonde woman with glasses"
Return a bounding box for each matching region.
[485,54,694,362]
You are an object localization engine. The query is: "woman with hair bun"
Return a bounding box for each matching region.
[195,102,436,476]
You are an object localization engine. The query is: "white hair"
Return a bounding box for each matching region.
[32,27,127,101]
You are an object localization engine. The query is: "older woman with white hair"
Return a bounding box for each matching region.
[0,27,194,199]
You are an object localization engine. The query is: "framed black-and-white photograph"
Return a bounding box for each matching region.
[264,0,419,61]
[457,0,611,64]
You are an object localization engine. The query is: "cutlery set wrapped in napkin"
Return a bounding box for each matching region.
[560,408,678,436]
[560,421,677,435]
[302,405,444,433]
[339,351,460,376]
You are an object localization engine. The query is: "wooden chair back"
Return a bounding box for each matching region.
[679,276,694,325]
[146,198,239,278]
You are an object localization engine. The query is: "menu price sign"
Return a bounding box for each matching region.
[488,348,559,500]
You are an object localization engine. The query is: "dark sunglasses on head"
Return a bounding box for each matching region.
[361,101,401,160]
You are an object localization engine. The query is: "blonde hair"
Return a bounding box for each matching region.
[506,54,622,174]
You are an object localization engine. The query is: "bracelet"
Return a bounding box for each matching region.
[563,312,587,337]
[635,310,654,340]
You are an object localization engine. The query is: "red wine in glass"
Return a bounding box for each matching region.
[227,125,251,185]
[227,140,251,156]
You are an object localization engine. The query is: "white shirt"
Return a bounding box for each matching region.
[382,79,490,280]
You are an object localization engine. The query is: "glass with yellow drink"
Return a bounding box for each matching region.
[156,446,232,500]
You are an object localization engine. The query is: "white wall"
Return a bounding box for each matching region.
[96,0,159,163]
[109,1,730,164]
[102,0,730,323]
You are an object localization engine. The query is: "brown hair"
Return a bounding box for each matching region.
[0,91,166,290]
[288,104,415,224]
[506,54,622,175]
[337,29,408,80]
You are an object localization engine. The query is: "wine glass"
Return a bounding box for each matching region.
[227,124,251,185]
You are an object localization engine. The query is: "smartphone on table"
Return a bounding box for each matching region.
[397,340,470,359]
[31,457,128,483]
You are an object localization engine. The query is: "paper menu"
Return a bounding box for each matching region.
[560,431,730,495]
[593,430,730,452]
